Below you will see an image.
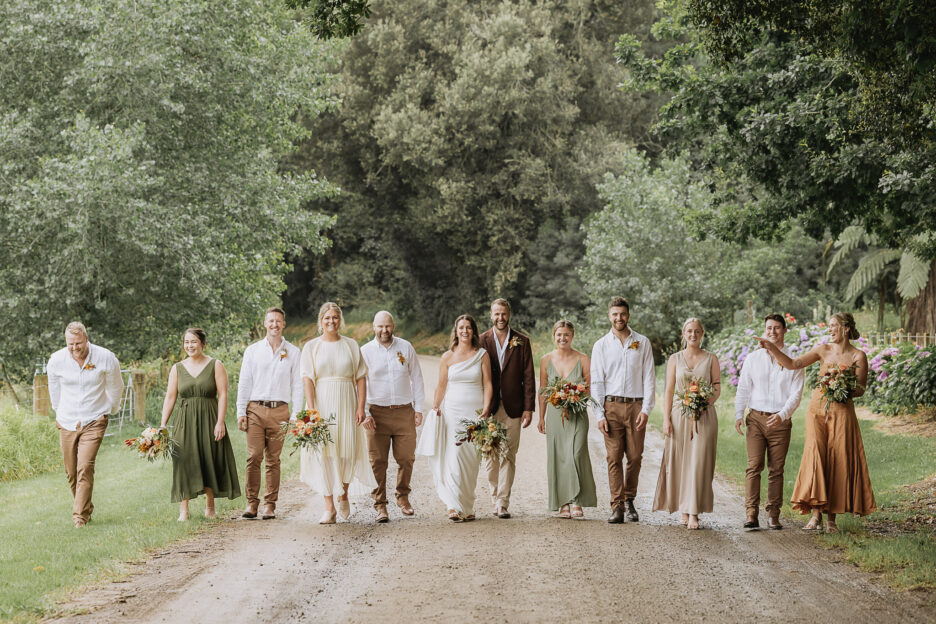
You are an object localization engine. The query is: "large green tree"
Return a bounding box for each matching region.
[284,0,661,328]
[0,0,336,382]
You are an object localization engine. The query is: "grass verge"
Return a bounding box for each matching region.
[0,406,61,482]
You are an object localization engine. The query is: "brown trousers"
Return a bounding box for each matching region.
[365,405,417,508]
[744,409,792,517]
[245,402,289,510]
[603,401,645,509]
[58,416,108,523]
[483,406,523,509]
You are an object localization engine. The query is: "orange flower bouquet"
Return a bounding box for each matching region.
[456,409,509,460]
[280,409,334,455]
[539,377,597,425]
[817,363,859,414]
[124,427,175,461]
[679,376,715,438]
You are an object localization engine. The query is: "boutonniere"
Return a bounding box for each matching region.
[509,336,521,349]
[397,351,406,365]
[279,349,287,360]
[83,362,96,371]
[628,341,640,350]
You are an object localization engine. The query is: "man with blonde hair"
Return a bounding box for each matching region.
[47,322,124,527]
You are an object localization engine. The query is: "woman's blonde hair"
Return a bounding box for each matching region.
[680,317,705,349]
[317,302,344,334]
[831,312,860,340]
[552,319,574,338]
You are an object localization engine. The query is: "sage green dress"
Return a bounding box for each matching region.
[170,360,241,503]
[545,359,598,510]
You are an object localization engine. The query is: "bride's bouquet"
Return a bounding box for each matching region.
[679,376,716,439]
[281,409,334,455]
[540,377,596,425]
[456,410,509,460]
[124,427,175,461]
[818,363,859,414]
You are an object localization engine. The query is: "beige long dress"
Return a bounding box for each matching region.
[299,336,377,496]
[652,351,717,515]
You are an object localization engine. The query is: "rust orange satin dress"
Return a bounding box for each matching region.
[790,363,876,516]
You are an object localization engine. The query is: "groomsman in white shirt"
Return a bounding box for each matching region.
[590,297,656,524]
[47,322,124,527]
[735,313,805,530]
[237,307,303,520]
[360,311,425,523]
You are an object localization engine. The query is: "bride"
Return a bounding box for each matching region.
[428,314,493,521]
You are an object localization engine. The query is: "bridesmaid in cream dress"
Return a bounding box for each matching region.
[653,318,721,530]
[428,314,493,522]
[300,302,377,524]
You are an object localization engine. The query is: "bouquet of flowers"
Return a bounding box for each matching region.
[124,427,175,461]
[679,376,716,439]
[281,409,334,455]
[456,410,509,460]
[539,377,596,425]
[817,363,860,414]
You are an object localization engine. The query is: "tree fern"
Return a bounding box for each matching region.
[845,249,901,301]
[897,252,931,299]
[826,225,873,278]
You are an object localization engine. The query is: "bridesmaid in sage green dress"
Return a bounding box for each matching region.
[537,320,597,518]
[160,328,241,521]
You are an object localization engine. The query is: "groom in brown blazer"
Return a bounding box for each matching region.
[480,298,535,519]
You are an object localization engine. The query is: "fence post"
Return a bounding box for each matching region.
[33,373,51,417]
[132,369,147,425]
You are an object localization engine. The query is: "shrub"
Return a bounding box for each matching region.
[865,344,936,416]
[0,407,60,481]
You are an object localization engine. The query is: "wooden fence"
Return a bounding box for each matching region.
[32,369,147,433]
[861,332,934,349]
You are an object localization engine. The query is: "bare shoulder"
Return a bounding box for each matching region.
[440,350,454,364]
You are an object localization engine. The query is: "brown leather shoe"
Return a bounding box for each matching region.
[73,518,87,528]
[397,498,415,516]
[608,507,624,524]
[242,504,258,519]
[261,505,276,520]
[623,499,639,522]
[376,505,389,523]
[743,514,759,531]
[767,516,783,530]
[496,505,511,519]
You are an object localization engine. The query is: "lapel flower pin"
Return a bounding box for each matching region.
[509,336,521,349]
[279,349,288,360]
[628,341,640,350]
[83,362,96,370]
[397,351,406,365]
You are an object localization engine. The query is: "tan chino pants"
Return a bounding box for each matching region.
[365,405,417,509]
[483,406,522,510]
[744,409,792,517]
[603,400,645,509]
[245,402,289,510]
[58,416,108,524]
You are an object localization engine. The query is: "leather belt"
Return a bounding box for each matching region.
[251,400,286,408]
[372,403,411,410]
[749,408,773,416]
[605,395,642,403]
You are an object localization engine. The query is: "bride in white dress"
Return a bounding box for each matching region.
[428,314,493,521]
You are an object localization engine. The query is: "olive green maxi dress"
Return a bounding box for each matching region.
[545,359,598,510]
[170,360,241,503]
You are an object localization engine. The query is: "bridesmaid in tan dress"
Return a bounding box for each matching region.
[758,312,875,533]
[653,318,721,530]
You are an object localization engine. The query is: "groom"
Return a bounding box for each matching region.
[480,298,535,519]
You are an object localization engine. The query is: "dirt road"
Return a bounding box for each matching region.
[56,356,934,623]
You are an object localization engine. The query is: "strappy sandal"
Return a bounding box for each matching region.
[559,504,571,519]
[824,520,839,534]
[448,509,463,522]
[462,514,476,522]
[571,505,585,520]
[802,513,822,531]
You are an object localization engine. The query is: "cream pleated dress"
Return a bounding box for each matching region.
[299,336,376,496]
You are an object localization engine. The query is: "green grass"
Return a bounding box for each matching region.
[648,365,936,590]
[0,406,61,482]
[0,413,299,622]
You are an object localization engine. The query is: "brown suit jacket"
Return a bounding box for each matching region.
[480,328,536,418]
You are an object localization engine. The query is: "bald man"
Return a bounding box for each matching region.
[360,311,425,522]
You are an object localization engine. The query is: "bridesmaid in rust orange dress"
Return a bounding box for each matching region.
[758,312,875,533]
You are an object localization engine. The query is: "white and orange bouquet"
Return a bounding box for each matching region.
[679,376,715,438]
[456,410,509,460]
[124,427,175,461]
[817,363,859,413]
[281,409,334,455]
[540,377,596,425]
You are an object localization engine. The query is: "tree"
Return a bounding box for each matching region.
[283,0,662,328]
[286,0,372,39]
[0,0,336,380]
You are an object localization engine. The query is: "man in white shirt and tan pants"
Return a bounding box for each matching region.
[237,307,303,520]
[360,311,425,523]
[735,313,805,530]
[47,322,124,527]
[591,297,656,524]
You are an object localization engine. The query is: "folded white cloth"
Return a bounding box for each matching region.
[415,408,444,457]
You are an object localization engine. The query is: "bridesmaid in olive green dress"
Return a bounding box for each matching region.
[160,328,241,521]
[537,320,597,518]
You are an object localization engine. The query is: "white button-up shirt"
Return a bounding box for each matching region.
[494,329,510,370]
[47,344,123,431]
[734,346,805,421]
[590,329,656,420]
[361,336,425,411]
[236,337,303,418]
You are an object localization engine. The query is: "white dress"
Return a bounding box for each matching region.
[299,336,377,496]
[429,349,485,515]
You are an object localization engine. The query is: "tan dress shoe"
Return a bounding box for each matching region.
[242,504,258,519]
[261,505,276,520]
[397,498,415,516]
[376,506,389,523]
